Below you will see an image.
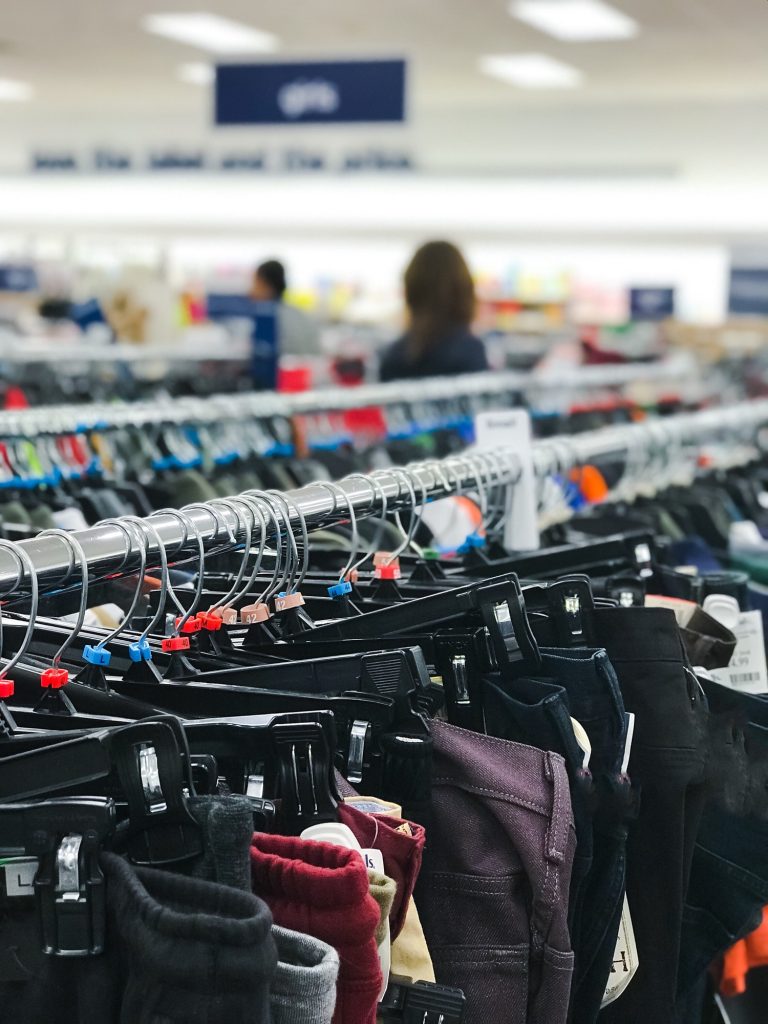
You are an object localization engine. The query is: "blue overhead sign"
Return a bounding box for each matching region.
[215,59,406,125]
[728,267,768,317]
[206,296,278,391]
[629,287,675,322]
[0,264,38,292]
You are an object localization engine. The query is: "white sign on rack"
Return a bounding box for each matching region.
[474,409,539,552]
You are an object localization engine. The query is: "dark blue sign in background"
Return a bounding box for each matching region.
[728,267,768,316]
[206,295,278,390]
[0,264,38,292]
[215,60,406,125]
[629,286,675,321]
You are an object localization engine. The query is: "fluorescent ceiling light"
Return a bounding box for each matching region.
[480,53,582,88]
[143,13,278,54]
[178,62,214,85]
[510,0,638,41]
[0,78,33,102]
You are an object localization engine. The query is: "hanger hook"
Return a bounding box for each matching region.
[342,472,390,573]
[260,490,300,597]
[204,497,253,614]
[270,490,311,593]
[36,529,90,668]
[117,515,172,644]
[244,490,297,599]
[472,450,507,537]
[212,494,270,614]
[313,481,359,584]
[242,490,286,605]
[477,449,513,539]
[377,465,425,563]
[91,517,148,651]
[150,506,210,632]
[0,539,37,682]
[451,451,490,534]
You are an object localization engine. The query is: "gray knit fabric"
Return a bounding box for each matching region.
[270,925,340,1024]
[188,794,254,892]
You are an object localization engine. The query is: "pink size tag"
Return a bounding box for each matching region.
[240,602,271,623]
[274,592,305,613]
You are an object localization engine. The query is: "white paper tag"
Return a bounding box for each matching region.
[361,848,385,874]
[474,409,539,552]
[711,610,768,694]
[602,896,639,1007]
[52,507,90,532]
[2,857,38,896]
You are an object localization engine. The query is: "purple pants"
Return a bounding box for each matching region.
[417,720,576,1024]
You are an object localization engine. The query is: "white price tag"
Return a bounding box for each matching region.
[361,848,385,874]
[602,896,639,1007]
[711,610,768,694]
[2,857,38,897]
[474,409,538,552]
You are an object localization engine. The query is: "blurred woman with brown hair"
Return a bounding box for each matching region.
[379,240,488,381]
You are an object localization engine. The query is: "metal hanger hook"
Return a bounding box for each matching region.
[150,506,210,631]
[314,480,359,584]
[0,539,37,682]
[341,472,389,573]
[36,529,90,668]
[270,491,311,593]
[381,465,426,563]
[242,490,286,605]
[91,517,148,649]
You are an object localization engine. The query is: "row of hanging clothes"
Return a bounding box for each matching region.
[0,365,704,546]
[0,402,767,1024]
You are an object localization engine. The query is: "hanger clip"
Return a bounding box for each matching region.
[34,669,77,716]
[547,576,596,647]
[161,636,191,653]
[605,575,646,608]
[347,719,371,785]
[268,714,339,834]
[632,542,654,578]
[128,639,152,662]
[477,576,541,676]
[22,797,114,956]
[109,722,203,866]
[378,974,466,1022]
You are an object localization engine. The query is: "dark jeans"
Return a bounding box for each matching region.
[418,719,576,1024]
[675,679,768,1008]
[482,647,633,1024]
[537,648,634,1024]
[594,607,709,1024]
[481,671,594,929]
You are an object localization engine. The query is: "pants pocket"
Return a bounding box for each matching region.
[431,944,529,1024]
[527,944,574,1024]
[419,871,530,949]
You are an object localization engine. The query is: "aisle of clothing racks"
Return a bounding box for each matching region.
[0,389,766,1024]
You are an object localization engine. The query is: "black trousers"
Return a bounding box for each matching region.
[595,607,709,1024]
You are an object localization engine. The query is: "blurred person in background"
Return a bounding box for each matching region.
[379,240,488,381]
[251,259,320,358]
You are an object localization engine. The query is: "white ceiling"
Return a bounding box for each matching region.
[0,0,767,115]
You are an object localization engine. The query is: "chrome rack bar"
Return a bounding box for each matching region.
[0,399,765,594]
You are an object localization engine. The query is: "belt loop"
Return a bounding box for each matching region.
[543,750,570,865]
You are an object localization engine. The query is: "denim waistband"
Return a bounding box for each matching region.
[594,606,686,664]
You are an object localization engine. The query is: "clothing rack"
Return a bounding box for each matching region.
[0,353,698,438]
[0,399,765,594]
[0,336,250,365]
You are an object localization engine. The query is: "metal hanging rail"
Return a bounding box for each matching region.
[0,338,251,365]
[0,352,698,438]
[0,399,765,594]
